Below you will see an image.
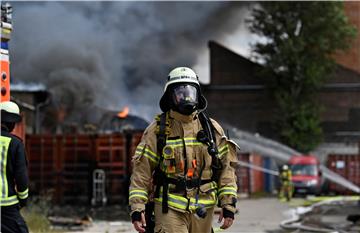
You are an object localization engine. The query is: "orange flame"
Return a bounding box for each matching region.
[117,106,129,118]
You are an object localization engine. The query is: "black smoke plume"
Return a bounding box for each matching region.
[11,2,249,123]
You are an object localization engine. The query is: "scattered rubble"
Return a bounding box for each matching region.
[281,196,360,232]
[48,215,93,231]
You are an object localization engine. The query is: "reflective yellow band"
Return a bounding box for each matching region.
[184,138,202,146]
[155,191,217,211]
[166,138,203,148]
[135,146,144,155]
[144,148,159,163]
[17,188,29,200]
[218,186,237,197]
[208,181,218,190]
[0,195,19,206]
[129,189,148,201]
[0,136,11,200]
[218,145,229,159]
[136,146,159,164]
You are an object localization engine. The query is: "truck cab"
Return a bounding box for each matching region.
[289,155,322,195]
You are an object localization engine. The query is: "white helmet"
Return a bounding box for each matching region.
[159,67,207,113]
[282,164,289,170]
[164,67,200,92]
[0,101,22,123]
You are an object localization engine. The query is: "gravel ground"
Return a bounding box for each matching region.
[64,197,292,233]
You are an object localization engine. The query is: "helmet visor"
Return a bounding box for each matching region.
[172,84,198,105]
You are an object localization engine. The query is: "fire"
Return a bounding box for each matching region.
[117,106,129,118]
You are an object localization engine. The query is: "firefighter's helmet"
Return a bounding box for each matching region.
[0,101,22,123]
[160,67,207,113]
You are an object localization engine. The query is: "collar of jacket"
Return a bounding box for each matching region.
[169,110,198,123]
[1,125,9,132]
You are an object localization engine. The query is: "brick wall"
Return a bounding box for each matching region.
[334,2,360,74]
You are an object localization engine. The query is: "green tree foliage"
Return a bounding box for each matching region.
[249,2,357,152]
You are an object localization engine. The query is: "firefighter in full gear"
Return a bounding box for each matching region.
[0,101,29,233]
[129,67,239,233]
[279,164,293,202]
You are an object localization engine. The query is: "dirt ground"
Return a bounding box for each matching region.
[63,197,292,233]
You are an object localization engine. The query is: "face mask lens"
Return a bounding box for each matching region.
[173,85,197,104]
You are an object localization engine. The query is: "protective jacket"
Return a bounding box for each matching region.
[129,110,238,216]
[280,169,292,185]
[0,127,29,207]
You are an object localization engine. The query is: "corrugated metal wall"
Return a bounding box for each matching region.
[27,133,360,203]
[26,132,143,204]
[326,154,360,194]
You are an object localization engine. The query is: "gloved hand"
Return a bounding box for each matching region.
[218,208,234,229]
[131,211,146,233]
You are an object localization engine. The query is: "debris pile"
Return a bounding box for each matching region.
[281,196,360,232]
[48,215,93,231]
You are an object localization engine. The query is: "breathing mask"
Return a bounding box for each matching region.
[171,84,198,115]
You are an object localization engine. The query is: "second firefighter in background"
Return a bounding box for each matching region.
[279,164,293,202]
[129,67,239,233]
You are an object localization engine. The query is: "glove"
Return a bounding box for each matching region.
[222,208,234,219]
[131,211,143,223]
[19,199,27,209]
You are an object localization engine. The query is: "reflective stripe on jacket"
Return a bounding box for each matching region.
[0,128,29,207]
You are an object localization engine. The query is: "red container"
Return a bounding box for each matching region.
[95,134,127,203]
[326,154,360,194]
[236,153,264,195]
[237,153,250,194]
[58,135,94,203]
[26,133,132,203]
[26,135,60,201]
[250,154,264,193]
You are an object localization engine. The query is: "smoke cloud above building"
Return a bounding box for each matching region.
[11,1,251,121]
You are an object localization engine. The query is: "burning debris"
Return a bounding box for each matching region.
[11,84,149,134]
[97,106,149,133]
[42,102,149,134]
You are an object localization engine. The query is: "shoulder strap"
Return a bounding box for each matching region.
[156,112,168,157]
[198,111,222,182]
[198,111,217,154]
[154,112,170,213]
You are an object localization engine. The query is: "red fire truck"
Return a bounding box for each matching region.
[289,155,323,195]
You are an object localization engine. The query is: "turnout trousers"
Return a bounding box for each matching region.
[154,202,214,233]
[1,205,29,233]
